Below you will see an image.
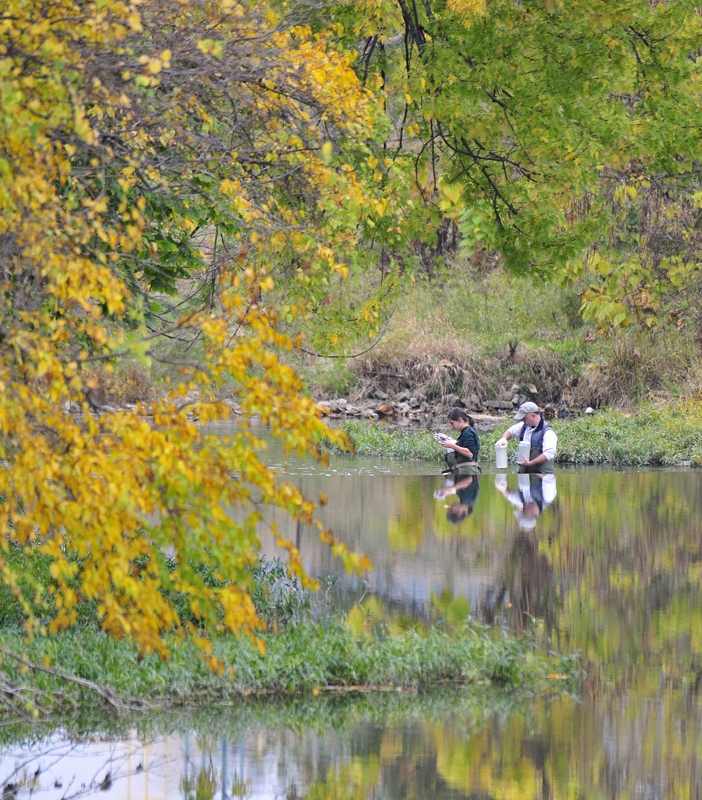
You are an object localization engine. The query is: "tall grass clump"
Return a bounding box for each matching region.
[583,328,702,408]
[86,361,155,406]
[556,402,702,466]
[332,421,443,460]
[0,548,313,631]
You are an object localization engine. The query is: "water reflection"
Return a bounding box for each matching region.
[263,469,702,797]
[8,463,702,798]
[494,473,557,530]
[434,474,480,524]
[7,687,701,799]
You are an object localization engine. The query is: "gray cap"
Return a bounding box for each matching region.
[514,401,541,420]
[514,510,538,530]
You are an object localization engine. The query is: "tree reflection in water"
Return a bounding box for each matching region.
[4,470,702,798]
[262,469,702,798]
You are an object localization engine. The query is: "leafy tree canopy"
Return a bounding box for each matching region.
[0,0,394,659]
[335,0,702,329]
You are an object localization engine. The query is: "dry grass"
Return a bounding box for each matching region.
[344,325,586,410]
[300,265,590,407]
[301,265,702,411]
[86,364,155,407]
[582,328,702,408]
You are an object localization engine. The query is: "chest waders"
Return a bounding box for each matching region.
[517,420,555,474]
[445,450,482,477]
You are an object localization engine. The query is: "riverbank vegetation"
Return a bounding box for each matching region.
[0,555,578,719]
[336,402,702,467]
[298,263,702,414]
[0,622,578,716]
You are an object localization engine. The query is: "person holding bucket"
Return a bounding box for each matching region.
[496,401,557,474]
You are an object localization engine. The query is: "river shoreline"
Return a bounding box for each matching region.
[333,402,702,467]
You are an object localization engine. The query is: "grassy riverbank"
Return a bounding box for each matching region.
[0,552,578,719]
[299,266,702,409]
[337,402,702,466]
[0,622,578,714]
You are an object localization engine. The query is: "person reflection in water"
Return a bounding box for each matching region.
[434,474,480,524]
[494,473,556,529]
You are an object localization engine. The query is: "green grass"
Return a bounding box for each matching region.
[336,403,702,466]
[554,403,702,466]
[0,621,579,715]
[481,403,702,466]
[0,549,579,720]
[334,421,443,460]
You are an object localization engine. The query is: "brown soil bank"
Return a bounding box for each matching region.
[305,324,702,422]
[307,341,590,423]
[343,344,584,419]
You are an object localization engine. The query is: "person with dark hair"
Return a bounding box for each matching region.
[436,407,481,476]
[436,474,481,524]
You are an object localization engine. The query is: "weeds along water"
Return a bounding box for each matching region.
[0,552,580,724]
[332,403,702,466]
[0,618,580,716]
[0,682,579,751]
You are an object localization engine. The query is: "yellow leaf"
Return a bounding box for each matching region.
[128,12,143,31]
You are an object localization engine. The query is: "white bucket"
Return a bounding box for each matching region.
[495,441,508,469]
[518,441,531,464]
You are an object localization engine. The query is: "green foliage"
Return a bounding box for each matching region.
[430,588,471,627]
[331,0,702,330]
[383,261,585,344]
[0,621,578,712]
[0,545,55,627]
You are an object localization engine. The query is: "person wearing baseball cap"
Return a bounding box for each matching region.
[495,401,557,473]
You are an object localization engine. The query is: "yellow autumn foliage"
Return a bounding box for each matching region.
[445,0,487,25]
[0,0,379,657]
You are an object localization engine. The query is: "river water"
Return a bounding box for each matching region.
[3,430,702,799]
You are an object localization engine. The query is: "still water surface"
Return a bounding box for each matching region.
[4,432,702,799]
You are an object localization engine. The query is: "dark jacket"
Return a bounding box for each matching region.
[445,426,481,475]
